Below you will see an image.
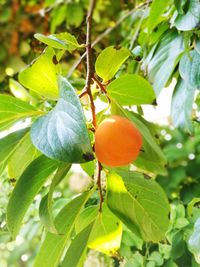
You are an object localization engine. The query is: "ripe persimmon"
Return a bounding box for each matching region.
[95,115,142,167]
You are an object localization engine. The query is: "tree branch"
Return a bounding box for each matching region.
[85,0,97,128]
[67,0,152,78]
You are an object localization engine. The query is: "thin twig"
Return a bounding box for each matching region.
[92,75,107,94]
[92,75,111,103]
[85,0,97,128]
[67,0,152,78]
[79,89,88,98]
[97,161,103,212]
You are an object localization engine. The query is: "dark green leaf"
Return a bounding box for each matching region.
[107,74,155,105]
[107,171,170,242]
[143,31,184,95]
[95,46,130,82]
[179,50,200,89]
[61,222,94,267]
[171,78,196,132]
[34,191,93,267]
[174,0,185,14]
[31,76,93,163]
[19,47,59,99]
[7,155,59,239]
[0,94,40,131]
[171,231,186,259]
[39,163,71,233]
[174,0,200,31]
[34,32,83,51]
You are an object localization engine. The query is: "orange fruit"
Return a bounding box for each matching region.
[95,115,142,167]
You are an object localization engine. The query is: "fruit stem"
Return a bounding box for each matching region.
[97,161,104,212]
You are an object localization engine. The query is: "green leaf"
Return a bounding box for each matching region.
[143,31,184,95]
[174,0,185,14]
[61,222,94,267]
[7,155,59,239]
[34,191,93,267]
[171,78,196,132]
[88,203,122,255]
[66,3,84,28]
[171,231,185,259]
[148,251,164,266]
[75,205,99,233]
[34,32,83,51]
[31,76,93,163]
[9,78,33,102]
[107,74,155,105]
[19,47,59,99]
[0,94,40,131]
[7,132,39,178]
[107,171,170,242]
[50,5,67,33]
[188,218,200,264]
[174,0,200,31]
[179,50,200,89]
[0,128,28,174]
[148,0,169,31]
[114,106,167,175]
[39,163,71,233]
[95,46,130,82]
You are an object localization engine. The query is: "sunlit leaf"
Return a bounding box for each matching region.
[107,171,170,242]
[95,46,130,82]
[31,76,93,163]
[88,204,122,255]
[0,94,40,131]
[34,32,83,51]
[8,132,39,178]
[107,74,155,105]
[19,47,59,99]
[148,0,169,31]
[0,128,29,175]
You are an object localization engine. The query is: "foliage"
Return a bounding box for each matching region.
[0,0,200,266]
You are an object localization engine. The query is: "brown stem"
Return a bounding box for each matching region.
[85,0,97,128]
[92,75,111,103]
[85,0,103,211]
[67,0,152,78]
[97,161,104,212]
[92,75,107,94]
[79,89,88,98]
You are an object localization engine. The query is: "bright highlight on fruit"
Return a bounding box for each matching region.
[94,115,142,167]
